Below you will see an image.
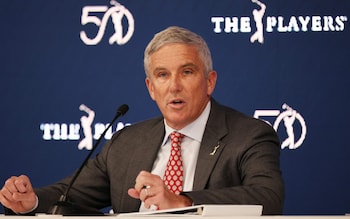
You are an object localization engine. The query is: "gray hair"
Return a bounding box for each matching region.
[144,26,213,77]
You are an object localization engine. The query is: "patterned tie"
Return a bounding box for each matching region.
[163,131,185,195]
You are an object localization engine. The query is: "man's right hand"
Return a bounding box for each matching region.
[0,175,37,214]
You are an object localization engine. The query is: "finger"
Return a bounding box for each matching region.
[127,188,140,199]
[13,191,35,202]
[4,175,31,194]
[0,187,27,209]
[143,195,159,210]
[0,195,12,209]
[134,171,153,191]
[135,172,164,192]
[14,182,28,194]
[1,186,30,203]
[143,187,150,197]
[4,177,18,193]
[139,187,151,202]
[135,170,150,182]
[0,187,14,201]
[16,175,32,193]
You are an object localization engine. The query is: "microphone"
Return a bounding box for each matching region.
[47,104,129,216]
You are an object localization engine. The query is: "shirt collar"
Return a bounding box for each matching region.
[161,101,211,146]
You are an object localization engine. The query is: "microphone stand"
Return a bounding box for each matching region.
[47,104,129,216]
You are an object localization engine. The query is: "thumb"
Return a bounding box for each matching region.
[127,188,140,199]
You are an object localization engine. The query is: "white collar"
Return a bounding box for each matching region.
[161,101,211,146]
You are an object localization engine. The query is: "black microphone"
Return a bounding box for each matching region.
[47,104,129,216]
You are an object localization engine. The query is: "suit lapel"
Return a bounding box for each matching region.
[126,121,165,182]
[121,120,165,212]
[193,100,227,190]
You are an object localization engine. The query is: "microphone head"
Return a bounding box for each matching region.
[117,104,129,115]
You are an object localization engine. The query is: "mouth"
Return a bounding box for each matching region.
[169,98,185,107]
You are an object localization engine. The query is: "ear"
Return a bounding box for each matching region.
[207,71,217,96]
[145,77,156,101]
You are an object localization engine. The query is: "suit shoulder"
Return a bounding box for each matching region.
[126,116,164,130]
[211,101,277,137]
[111,116,163,139]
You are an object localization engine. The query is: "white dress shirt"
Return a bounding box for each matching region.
[139,101,211,211]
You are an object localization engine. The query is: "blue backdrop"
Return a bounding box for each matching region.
[1,0,349,215]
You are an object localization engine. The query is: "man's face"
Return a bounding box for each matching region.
[145,43,217,130]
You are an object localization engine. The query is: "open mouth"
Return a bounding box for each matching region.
[172,100,183,104]
[169,99,185,106]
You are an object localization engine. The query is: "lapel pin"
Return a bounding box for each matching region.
[209,143,221,156]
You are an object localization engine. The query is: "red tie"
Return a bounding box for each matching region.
[163,131,185,195]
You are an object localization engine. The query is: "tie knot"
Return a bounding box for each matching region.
[170,131,184,147]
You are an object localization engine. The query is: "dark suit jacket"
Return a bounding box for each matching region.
[32,99,284,215]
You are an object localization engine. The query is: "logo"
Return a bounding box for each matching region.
[40,104,131,150]
[80,1,135,45]
[78,104,95,150]
[40,103,306,151]
[254,103,307,149]
[250,0,266,43]
[211,0,348,44]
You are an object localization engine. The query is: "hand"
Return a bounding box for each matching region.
[127,171,192,210]
[0,175,37,213]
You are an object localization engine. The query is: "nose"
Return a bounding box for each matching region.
[169,73,182,93]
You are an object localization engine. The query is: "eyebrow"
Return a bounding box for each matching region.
[152,63,199,74]
[181,63,199,70]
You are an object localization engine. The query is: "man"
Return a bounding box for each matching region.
[0,26,284,215]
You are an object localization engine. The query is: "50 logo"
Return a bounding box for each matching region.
[254,103,307,150]
[80,1,134,45]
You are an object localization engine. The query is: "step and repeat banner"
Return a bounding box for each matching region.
[0,0,349,215]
